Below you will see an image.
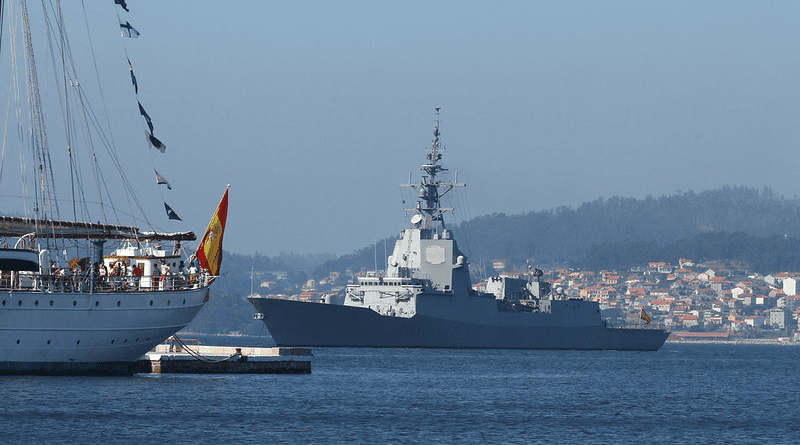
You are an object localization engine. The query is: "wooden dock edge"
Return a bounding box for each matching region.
[135,346,312,374]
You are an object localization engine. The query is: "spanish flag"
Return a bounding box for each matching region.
[640,308,652,324]
[196,186,229,280]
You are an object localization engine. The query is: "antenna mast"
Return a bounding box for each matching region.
[403,107,464,234]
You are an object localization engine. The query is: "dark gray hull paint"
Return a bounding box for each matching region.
[249,297,670,351]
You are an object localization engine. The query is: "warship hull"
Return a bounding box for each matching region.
[250,297,670,351]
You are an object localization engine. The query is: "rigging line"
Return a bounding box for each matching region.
[47,1,139,230]
[32,0,64,221]
[1,45,15,194]
[78,0,115,144]
[78,0,141,226]
[30,0,64,221]
[113,5,181,234]
[4,7,28,218]
[70,82,108,226]
[92,149,120,227]
[0,193,142,224]
[109,1,157,232]
[74,81,151,229]
[15,2,39,217]
[62,97,93,226]
[45,0,104,225]
[6,6,24,212]
[144,120,180,233]
[117,20,162,232]
[38,0,82,222]
[39,0,67,221]
[0,0,5,56]
[170,336,241,364]
[39,0,142,231]
[20,0,49,220]
[40,0,88,224]
[113,5,183,236]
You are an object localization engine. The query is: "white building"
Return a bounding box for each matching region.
[783,277,798,297]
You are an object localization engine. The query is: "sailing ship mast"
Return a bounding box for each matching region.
[1,1,195,247]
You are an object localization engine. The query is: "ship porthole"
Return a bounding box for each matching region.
[47,340,51,345]
[18,300,22,306]
[16,339,20,344]
[50,300,53,306]
[124,339,128,344]
[149,300,153,306]
[76,340,80,345]
[167,300,170,306]
[35,300,39,306]
[73,301,77,307]
[111,340,115,344]
[1,300,5,305]
[182,299,186,304]
[117,301,121,306]
[95,301,99,307]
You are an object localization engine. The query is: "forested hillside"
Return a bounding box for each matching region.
[314,186,800,275]
[457,186,800,266]
[583,233,800,273]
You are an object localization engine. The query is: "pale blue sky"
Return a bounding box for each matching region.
[8,1,800,256]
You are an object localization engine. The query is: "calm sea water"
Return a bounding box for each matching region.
[2,342,799,444]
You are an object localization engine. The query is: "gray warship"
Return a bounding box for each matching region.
[249,109,669,350]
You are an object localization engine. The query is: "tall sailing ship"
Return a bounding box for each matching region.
[0,1,228,374]
[250,109,669,350]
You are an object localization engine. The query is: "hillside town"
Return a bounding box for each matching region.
[535,259,799,341]
[258,258,800,342]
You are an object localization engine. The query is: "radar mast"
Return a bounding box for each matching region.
[403,108,464,235]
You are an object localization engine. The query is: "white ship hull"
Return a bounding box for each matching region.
[1,287,209,375]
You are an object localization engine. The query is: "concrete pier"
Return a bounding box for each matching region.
[135,344,311,374]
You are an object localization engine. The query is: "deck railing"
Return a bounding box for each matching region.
[0,271,212,293]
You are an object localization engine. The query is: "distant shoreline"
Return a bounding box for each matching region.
[666,338,798,345]
[180,332,799,346]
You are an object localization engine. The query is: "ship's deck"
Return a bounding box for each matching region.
[0,272,209,293]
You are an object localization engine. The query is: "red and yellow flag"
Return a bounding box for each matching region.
[196,186,229,279]
[640,308,652,324]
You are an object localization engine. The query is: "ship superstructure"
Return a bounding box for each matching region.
[343,108,470,320]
